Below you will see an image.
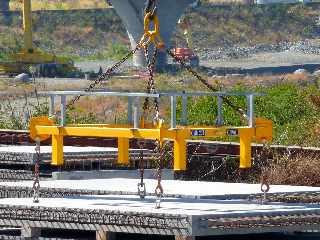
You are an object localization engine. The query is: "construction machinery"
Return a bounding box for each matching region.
[28,1,273,209]
[0,0,77,77]
[173,16,200,67]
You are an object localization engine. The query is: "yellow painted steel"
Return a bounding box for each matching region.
[29,116,54,142]
[173,130,189,171]
[239,128,254,168]
[255,118,273,142]
[31,117,272,170]
[23,0,33,51]
[0,0,76,75]
[139,13,164,49]
[118,138,129,165]
[52,134,64,166]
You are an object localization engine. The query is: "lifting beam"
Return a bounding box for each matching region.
[30,91,272,171]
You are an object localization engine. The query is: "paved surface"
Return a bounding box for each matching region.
[202,51,320,69]
[1,179,320,199]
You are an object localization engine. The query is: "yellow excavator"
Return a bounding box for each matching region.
[0,0,77,77]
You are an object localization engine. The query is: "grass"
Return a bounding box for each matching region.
[262,153,320,186]
[1,71,319,148]
[10,0,109,10]
[1,4,319,61]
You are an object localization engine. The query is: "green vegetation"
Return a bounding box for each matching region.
[0,73,319,147]
[187,4,318,48]
[0,4,319,61]
[10,0,108,10]
[182,83,320,146]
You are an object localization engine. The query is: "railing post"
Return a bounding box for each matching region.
[60,95,66,127]
[216,95,224,126]
[127,96,133,124]
[133,97,140,129]
[49,95,55,117]
[246,94,254,127]
[181,94,188,126]
[171,95,177,128]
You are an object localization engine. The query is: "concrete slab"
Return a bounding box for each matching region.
[0,145,142,154]
[1,179,320,199]
[0,145,154,165]
[52,169,174,180]
[0,195,320,236]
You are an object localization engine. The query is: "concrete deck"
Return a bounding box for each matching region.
[0,194,320,236]
[0,145,154,165]
[0,180,320,236]
[1,179,320,199]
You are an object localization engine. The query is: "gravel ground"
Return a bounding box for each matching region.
[198,39,320,70]
[73,40,320,73]
[198,39,320,61]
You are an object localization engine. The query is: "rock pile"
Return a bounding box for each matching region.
[198,40,320,61]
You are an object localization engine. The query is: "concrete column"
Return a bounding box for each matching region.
[175,236,195,240]
[21,226,41,239]
[0,0,9,11]
[96,231,116,240]
[109,0,196,68]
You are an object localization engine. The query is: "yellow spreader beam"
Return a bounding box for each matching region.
[31,118,272,171]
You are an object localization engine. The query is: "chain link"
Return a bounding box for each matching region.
[66,46,140,111]
[259,142,271,204]
[166,48,247,119]
[142,47,160,125]
[144,0,157,15]
[33,137,41,203]
[154,140,164,208]
[137,140,146,199]
[154,140,171,208]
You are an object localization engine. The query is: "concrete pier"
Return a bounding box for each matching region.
[0,0,9,11]
[96,231,116,240]
[21,226,41,239]
[109,0,196,68]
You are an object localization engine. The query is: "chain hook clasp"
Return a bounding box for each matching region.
[138,182,146,199]
[260,174,270,204]
[33,137,41,203]
[154,168,164,209]
[139,12,164,50]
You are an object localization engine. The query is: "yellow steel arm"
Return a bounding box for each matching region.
[33,118,272,171]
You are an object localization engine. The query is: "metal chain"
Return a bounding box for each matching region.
[29,46,139,203]
[33,137,41,203]
[142,46,160,124]
[145,0,157,15]
[166,48,247,119]
[137,140,146,199]
[260,173,270,203]
[66,45,140,110]
[155,140,167,209]
[259,142,271,204]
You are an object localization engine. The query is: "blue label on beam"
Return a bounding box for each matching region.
[226,129,239,136]
[191,130,206,137]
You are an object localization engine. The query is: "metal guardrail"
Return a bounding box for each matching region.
[41,91,264,129]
